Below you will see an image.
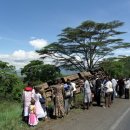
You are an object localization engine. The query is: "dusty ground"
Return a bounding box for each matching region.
[35,98,130,130]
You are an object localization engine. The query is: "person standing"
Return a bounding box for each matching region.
[66,79,77,108]
[53,79,65,118]
[124,78,130,99]
[28,99,38,127]
[34,87,47,120]
[83,76,92,110]
[111,78,117,101]
[39,90,48,120]
[71,82,77,108]
[64,82,71,115]
[79,78,84,93]
[95,77,102,106]
[22,83,35,123]
[104,77,113,108]
[117,78,125,98]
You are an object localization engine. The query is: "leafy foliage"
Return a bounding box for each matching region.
[100,56,130,78]
[21,60,61,85]
[37,20,129,72]
[0,61,24,101]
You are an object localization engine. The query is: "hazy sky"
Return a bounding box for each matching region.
[0,0,130,69]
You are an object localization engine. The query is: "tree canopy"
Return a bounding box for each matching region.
[99,56,130,78]
[0,61,24,100]
[37,20,130,72]
[21,60,61,85]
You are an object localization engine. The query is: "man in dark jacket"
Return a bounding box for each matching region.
[95,77,102,106]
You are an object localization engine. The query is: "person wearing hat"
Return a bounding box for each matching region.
[22,82,35,123]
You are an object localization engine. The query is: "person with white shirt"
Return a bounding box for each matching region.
[22,82,35,123]
[111,78,117,101]
[71,82,77,107]
[66,79,77,108]
[83,77,92,110]
[104,77,113,108]
[124,78,130,99]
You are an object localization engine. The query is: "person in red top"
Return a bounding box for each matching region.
[22,82,35,123]
[24,82,33,91]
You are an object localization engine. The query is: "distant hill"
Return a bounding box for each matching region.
[16,67,79,78]
[60,68,79,75]
[16,69,22,77]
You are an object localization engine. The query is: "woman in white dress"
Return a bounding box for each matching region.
[84,77,92,110]
[22,83,35,123]
[34,87,47,119]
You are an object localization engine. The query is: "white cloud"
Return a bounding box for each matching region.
[0,38,50,69]
[12,50,26,59]
[0,38,50,70]
[113,48,130,56]
[1,47,129,70]
[0,54,9,58]
[12,50,40,60]
[29,38,48,49]
[0,50,41,70]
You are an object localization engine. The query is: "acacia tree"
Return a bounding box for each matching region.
[37,20,130,72]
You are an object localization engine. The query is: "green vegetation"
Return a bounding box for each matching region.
[0,20,130,129]
[0,100,29,130]
[0,61,24,101]
[21,60,62,85]
[0,60,63,129]
[100,56,130,78]
[76,93,84,105]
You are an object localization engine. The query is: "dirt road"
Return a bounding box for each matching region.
[36,98,130,130]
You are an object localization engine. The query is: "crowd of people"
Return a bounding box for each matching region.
[22,76,130,127]
[84,76,130,109]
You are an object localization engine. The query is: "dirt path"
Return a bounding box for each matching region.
[35,98,130,130]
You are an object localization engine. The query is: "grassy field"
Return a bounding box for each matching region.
[0,93,84,130]
[0,100,29,130]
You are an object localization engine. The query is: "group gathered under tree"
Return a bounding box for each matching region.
[22,75,130,127]
[1,20,130,128]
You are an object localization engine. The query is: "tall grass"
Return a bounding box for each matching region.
[75,93,84,108]
[0,93,84,130]
[0,100,29,130]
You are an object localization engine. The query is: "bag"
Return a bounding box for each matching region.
[65,90,71,98]
[39,96,46,104]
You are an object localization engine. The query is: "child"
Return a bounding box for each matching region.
[28,98,38,126]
